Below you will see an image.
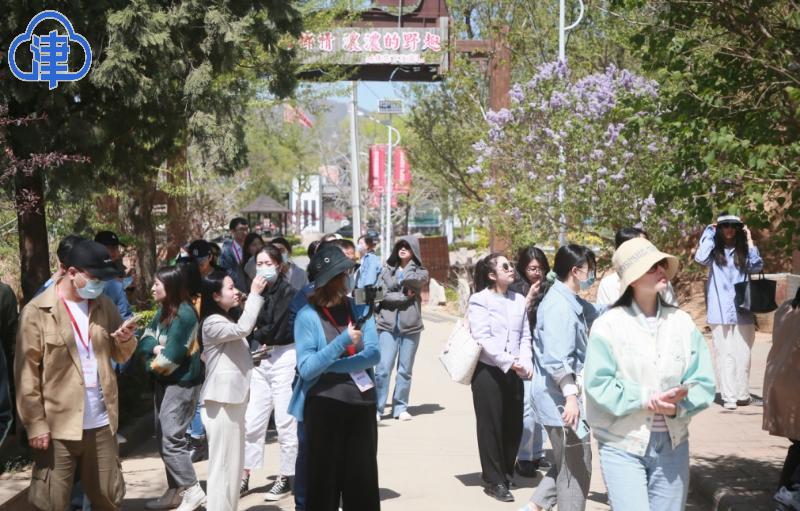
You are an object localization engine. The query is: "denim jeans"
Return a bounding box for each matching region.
[375,329,421,417]
[599,431,690,511]
[187,403,205,439]
[294,421,307,511]
[517,379,545,462]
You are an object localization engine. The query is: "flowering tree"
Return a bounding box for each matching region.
[471,61,690,249]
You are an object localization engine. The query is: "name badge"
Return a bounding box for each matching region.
[82,357,98,388]
[350,370,374,392]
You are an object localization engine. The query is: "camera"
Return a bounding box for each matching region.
[354,285,385,305]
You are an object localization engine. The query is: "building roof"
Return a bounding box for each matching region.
[240,195,290,214]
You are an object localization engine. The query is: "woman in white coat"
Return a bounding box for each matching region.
[199,270,266,511]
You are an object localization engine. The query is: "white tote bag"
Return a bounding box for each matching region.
[439,316,482,385]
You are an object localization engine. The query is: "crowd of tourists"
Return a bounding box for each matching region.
[1,212,799,511]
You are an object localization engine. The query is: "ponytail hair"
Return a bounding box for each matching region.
[473,253,504,293]
[528,244,596,330]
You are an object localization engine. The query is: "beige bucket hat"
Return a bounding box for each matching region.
[612,237,679,292]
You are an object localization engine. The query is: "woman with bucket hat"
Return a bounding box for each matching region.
[584,237,715,511]
[694,213,763,410]
[288,244,381,511]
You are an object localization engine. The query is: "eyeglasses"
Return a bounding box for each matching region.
[646,258,669,274]
[497,262,514,272]
[525,265,543,275]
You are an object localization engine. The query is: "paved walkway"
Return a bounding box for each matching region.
[3,308,785,510]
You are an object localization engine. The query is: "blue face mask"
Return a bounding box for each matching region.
[121,276,133,289]
[281,252,289,264]
[257,265,278,284]
[578,271,596,291]
[77,275,105,300]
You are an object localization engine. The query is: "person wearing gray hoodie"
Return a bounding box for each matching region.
[374,236,430,421]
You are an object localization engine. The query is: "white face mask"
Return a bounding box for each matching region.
[257,265,278,284]
[281,252,289,264]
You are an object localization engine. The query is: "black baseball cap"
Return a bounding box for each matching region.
[94,230,126,247]
[187,239,213,259]
[66,240,120,280]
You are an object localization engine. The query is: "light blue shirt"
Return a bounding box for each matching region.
[356,252,381,288]
[103,278,133,320]
[288,299,380,421]
[694,225,763,325]
[532,280,604,427]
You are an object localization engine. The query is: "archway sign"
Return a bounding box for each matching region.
[297,0,511,251]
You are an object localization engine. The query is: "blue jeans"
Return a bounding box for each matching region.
[186,403,205,439]
[375,329,421,417]
[599,431,690,511]
[517,379,545,461]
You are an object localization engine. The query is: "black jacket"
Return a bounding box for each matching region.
[252,276,295,346]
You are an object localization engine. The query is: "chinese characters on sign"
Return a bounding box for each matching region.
[8,10,93,90]
[297,19,449,70]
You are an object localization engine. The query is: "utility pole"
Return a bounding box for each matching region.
[349,82,362,240]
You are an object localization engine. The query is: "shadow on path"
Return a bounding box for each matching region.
[691,454,780,510]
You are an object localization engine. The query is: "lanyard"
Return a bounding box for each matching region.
[58,291,92,358]
[232,242,242,264]
[320,306,355,355]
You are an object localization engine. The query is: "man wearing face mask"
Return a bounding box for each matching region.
[271,237,308,292]
[240,244,299,500]
[15,240,138,511]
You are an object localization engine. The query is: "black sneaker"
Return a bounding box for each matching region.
[188,437,208,463]
[264,476,291,502]
[483,483,514,502]
[239,475,249,497]
[737,396,764,407]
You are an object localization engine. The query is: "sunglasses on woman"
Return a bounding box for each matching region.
[495,262,514,273]
[646,258,669,274]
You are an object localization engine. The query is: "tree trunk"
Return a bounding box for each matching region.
[125,180,158,307]
[165,146,188,261]
[15,168,50,304]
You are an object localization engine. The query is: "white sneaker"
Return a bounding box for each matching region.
[723,401,737,410]
[376,412,382,422]
[775,486,800,510]
[397,411,412,421]
[175,483,206,511]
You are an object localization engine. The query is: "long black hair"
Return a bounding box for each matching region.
[792,286,800,310]
[712,214,749,269]
[529,244,596,330]
[155,266,193,325]
[241,233,264,268]
[515,245,550,285]
[614,227,647,249]
[473,253,504,293]
[200,270,231,322]
[176,257,202,297]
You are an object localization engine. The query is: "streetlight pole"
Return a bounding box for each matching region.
[556,0,585,246]
[383,120,401,261]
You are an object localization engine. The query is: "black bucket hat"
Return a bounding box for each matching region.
[309,245,355,288]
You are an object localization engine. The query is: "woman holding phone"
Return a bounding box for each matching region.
[137,266,205,510]
[584,238,715,511]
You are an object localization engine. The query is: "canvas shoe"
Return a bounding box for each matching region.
[264,476,291,502]
[175,483,206,511]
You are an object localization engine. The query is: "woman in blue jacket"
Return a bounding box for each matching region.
[694,213,763,410]
[288,244,381,511]
[523,244,602,511]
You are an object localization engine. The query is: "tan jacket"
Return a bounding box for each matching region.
[763,299,800,440]
[14,281,136,441]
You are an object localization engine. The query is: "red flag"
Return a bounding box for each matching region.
[283,104,313,129]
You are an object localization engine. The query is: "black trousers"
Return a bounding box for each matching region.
[304,396,380,511]
[471,362,524,486]
[779,439,800,489]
